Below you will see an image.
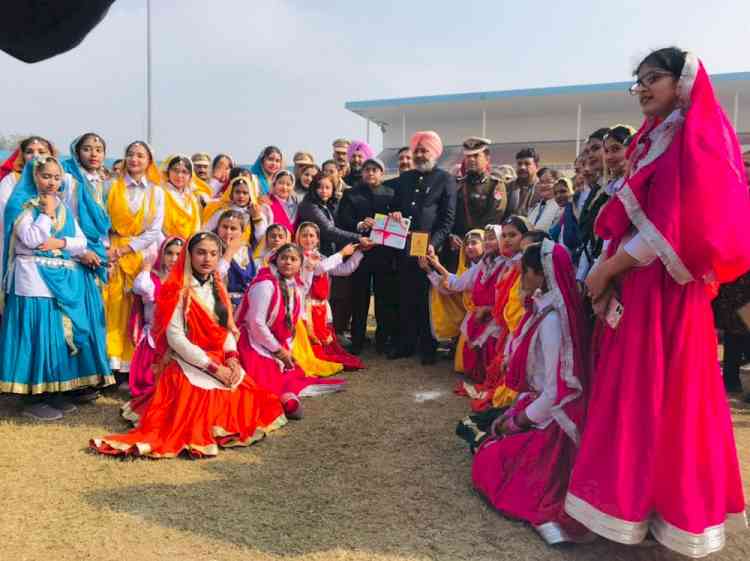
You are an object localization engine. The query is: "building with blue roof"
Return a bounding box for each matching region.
[346,73,750,174]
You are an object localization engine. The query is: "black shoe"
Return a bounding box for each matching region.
[68,387,101,404]
[420,354,437,366]
[387,348,413,360]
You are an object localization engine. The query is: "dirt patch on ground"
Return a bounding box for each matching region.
[1,352,748,561]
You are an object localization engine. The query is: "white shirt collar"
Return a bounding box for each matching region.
[84,169,101,182]
[125,174,149,189]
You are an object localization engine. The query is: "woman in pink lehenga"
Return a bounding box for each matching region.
[472,240,590,544]
[565,48,750,558]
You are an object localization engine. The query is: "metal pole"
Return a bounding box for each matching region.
[733,92,739,130]
[401,113,406,146]
[482,109,487,138]
[575,103,582,155]
[366,118,371,144]
[146,0,153,145]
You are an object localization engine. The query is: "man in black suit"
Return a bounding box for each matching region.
[387,131,457,364]
[336,158,397,354]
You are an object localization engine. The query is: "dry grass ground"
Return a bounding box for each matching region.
[0,352,748,561]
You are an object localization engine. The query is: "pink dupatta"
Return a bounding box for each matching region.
[506,241,588,443]
[269,195,296,234]
[596,53,750,285]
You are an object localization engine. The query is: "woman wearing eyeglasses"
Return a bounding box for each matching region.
[565,48,750,557]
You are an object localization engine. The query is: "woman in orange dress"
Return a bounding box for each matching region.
[91,232,286,458]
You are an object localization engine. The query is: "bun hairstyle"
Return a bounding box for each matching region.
[634,47,687,78]
[187,232,228,328]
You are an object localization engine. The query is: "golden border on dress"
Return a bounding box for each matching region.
[0,374,115,395]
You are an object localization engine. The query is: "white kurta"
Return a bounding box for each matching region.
[518,290,561,428]
[241,267,313,359]
[11,206,87,297]
[122,174,165,256]
[166,275,241,390]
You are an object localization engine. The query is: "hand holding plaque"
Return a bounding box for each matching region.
[408,231,430,258]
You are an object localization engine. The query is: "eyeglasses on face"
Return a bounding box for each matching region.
[628,70,674,95]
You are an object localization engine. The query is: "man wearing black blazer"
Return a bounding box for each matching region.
[387,131,457,364]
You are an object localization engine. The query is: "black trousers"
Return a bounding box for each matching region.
[330,276,352,333]
[350,268,398,349]
[723,332,750,390]
[395,256,436,357]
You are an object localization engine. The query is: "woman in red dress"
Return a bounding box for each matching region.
[236,243,346,419]
[295,222,365,370]
[91,232,286,458]
[472,240,590,545]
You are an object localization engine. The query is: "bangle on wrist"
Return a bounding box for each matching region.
[206,361,220,375]
[225,350,239,361]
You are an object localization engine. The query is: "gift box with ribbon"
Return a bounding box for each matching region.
[370,213,411,250]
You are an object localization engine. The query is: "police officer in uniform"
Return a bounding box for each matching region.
[444,137,507,271]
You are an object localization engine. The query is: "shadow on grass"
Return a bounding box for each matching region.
[78,403,707,561]
[0,393,129,433]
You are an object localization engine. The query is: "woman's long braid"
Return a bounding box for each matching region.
[276,267,293,331]
[211,270,229,328]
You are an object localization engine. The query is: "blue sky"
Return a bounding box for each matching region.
[0,0,747,164]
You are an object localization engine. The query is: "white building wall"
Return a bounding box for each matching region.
[383,109,644,149]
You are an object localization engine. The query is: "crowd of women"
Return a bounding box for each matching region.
[0,47,748,558]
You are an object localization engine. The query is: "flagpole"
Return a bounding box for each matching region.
[146,0,153,145]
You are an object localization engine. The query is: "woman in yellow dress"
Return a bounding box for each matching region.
[421,229,485,373]
[202,175,264,245]
[103,141,164,373]
[160,155,201,241]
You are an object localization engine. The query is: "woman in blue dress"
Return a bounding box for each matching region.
[62,132,112,283]
[0,157,113,420]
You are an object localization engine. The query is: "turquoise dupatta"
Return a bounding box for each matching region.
[62,136,111,281]
[2,160,92,349]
